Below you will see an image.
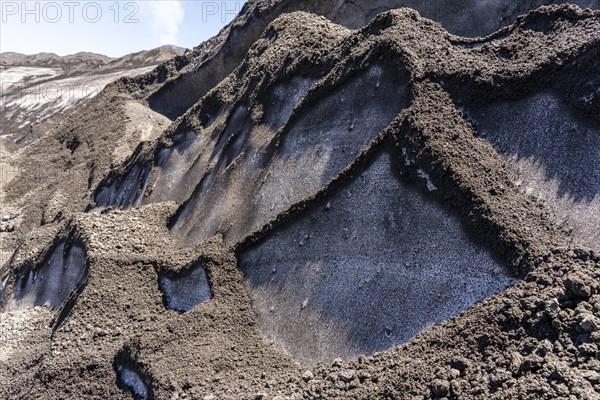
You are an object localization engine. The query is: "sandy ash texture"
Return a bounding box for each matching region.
[1,1,600,400]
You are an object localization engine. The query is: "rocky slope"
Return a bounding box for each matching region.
[0,2,599,400]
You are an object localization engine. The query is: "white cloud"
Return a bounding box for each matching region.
[148,1,184,45]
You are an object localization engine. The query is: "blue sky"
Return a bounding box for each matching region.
[0,1,247,57]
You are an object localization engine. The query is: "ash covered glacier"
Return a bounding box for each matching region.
[0,1,599,399]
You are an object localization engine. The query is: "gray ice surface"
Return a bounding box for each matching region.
[263,77,317,130]
[159,264,211,312]
[171,65,409,246]
[116,364,149,400]
[0,275,8,303]
[148,130,213,205]
[466,92,600,249]
[94,164,151,210]
[8,242,87,311]
[239,151,515,366]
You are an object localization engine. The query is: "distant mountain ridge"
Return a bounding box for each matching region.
[0,51,111,69]
[0,45,185,151]
[0,45,185,71]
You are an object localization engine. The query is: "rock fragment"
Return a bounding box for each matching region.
[338,370,355,383]
[564,273,597,299]
[430,379,450,397]
[579,314,600,332]
[302,370,314,382]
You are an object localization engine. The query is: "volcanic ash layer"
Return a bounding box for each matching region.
[1,4,600,400]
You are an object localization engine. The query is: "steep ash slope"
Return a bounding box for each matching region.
[4,0,597,264]
[0,65,155,148]
[131,0,600,121]
[96,5,599,253]
[0,4,599,400]
[454,47,600,250]
[0,92,171,272]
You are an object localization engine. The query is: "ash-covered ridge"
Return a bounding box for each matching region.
[95,5,599,251]
[132,0,600,121]
[0,3,599,400]
[89,3,599,366]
